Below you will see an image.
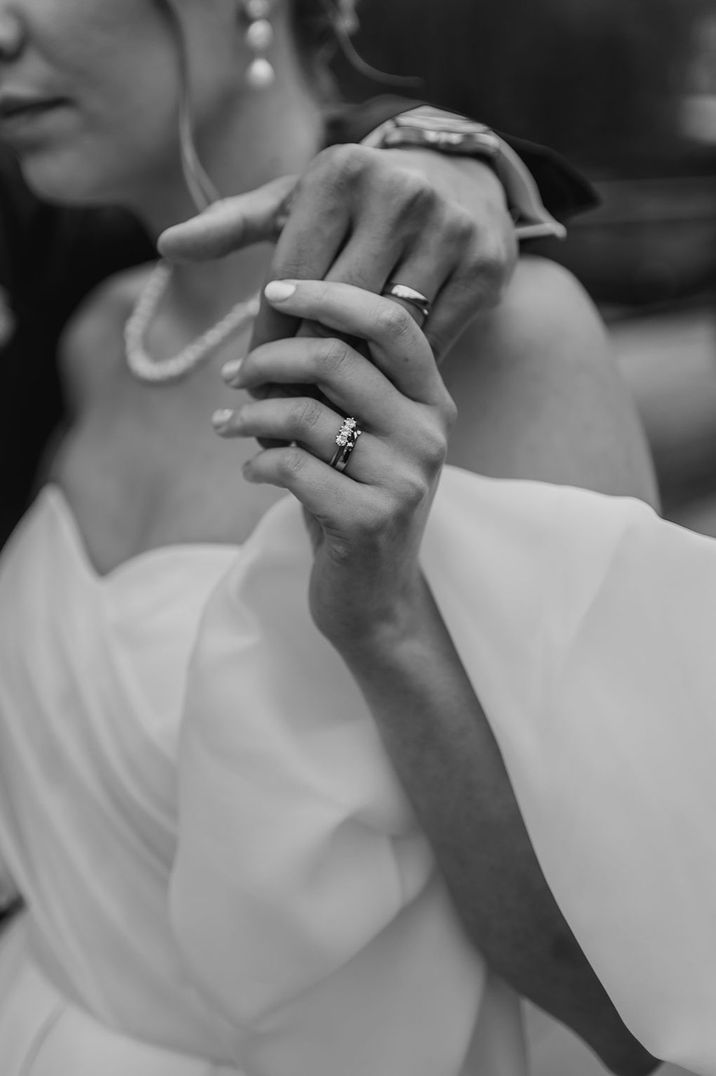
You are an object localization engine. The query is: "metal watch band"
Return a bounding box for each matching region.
[363,106,566,241]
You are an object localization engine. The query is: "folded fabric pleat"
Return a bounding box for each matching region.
[0,483,515,1075]
[420,469,716,1074]
[171,489,495,1076]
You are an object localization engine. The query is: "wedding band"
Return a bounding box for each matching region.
[383,282,433,321]
[329,416,362,474]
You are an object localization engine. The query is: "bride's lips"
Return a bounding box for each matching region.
[0,93,69,139]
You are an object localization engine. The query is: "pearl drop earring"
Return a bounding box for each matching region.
[243,0,276,88]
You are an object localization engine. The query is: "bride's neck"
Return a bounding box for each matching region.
[130,54,327,330]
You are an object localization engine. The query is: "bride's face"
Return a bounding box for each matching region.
[0,0,242,204]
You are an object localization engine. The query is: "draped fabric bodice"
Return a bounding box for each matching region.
[0,470,712,1074]
[0,488,245,1066]
[0,481,525,1076]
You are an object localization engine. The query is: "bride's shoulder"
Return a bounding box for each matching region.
[442,255,659,506]
[58,264,153,398]
[447,254,604,371]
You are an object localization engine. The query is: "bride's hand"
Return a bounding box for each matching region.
[212,279,456,652]
[158,145,514,360]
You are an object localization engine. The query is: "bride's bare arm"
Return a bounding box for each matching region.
[341,260,657,1073]
[358,260,658,1071]
[370,259,657,1071]
[216,270,658,1074]
[338,575,657,1076]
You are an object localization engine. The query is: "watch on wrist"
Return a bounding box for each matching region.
[376,110,502,159]
[363,106,566,241]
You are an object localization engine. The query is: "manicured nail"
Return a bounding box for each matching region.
[221,356,243,383]
[211,408,234,431]
[265,280,297,302]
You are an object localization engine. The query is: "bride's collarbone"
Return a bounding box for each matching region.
[59,266,238,416]
[52,386,281,571]
[52,274,281,570]
[51,436,282,576]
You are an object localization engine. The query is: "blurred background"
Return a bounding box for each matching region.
[336,0,716,538]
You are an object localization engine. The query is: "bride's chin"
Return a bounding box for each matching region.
[19,151,126,208]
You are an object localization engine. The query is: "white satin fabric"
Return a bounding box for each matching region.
[420,469,715,1076]
[0,477,527,1076]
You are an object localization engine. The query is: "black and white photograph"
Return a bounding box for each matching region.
[0,1,713,1073]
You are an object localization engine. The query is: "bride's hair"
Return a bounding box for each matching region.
[294,0,360,59]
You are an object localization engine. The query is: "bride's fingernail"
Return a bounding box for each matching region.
[221,357,243,383]
[265,280,297,302]
[211,408,234,432]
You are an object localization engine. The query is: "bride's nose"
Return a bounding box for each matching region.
[0,8,23,62]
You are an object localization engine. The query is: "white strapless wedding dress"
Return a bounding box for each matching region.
[1,467,713,1076]
[0,473,527,1076]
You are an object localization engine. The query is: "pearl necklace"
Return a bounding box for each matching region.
[124,261,260,385]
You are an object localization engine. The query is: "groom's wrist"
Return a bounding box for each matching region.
[362,106,567,242]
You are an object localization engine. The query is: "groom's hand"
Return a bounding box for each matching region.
[158,143,517,360]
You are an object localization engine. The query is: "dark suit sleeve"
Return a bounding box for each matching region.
[325,95,597,222]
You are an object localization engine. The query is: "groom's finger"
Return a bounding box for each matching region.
[157,175,297,262]
[248,157,353,350]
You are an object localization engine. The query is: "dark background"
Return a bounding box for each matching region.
[337,0,716,533]
[336,0,716,306]
[339,0,708,172]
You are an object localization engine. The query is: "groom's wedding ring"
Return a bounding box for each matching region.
[329,417,362,474]
[383,282,433,321]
